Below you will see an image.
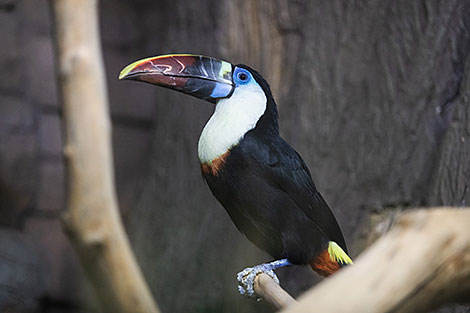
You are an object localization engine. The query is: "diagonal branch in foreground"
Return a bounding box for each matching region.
[50,1,160,312]
[271,208,470,313]
[252,208,470,313]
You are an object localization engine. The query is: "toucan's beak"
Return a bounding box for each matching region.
[119,54,234,103]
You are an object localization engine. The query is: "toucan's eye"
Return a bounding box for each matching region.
[238,72,248,81]
[234,68,251,85]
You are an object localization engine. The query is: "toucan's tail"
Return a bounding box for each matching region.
[310,241,353,277]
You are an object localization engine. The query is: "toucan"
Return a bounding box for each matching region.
[119,54,353,296]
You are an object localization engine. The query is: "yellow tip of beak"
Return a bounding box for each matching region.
[118,59,143,80]
[119,56,157,80]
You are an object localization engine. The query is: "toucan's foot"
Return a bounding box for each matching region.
[237,259,291,298]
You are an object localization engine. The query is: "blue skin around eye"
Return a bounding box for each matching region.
[234,68,252,85]
[210,82,234,98]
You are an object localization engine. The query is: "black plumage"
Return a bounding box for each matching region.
[202,65,347,265]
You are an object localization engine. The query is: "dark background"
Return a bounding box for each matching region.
[1,0,469,312]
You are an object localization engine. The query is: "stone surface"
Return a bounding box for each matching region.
[0,227,46,313]
[24,36,58,107]
[112,124,152,216]
[17,0,51,37]
[100,1,141,48]
[105,48,158,121]
[39,113,62,157]
[0,8,21,91]
[38,113,62,157]
[0,94,34,131]
[23,217,85,304]
[0,94,37,227]
[37,161,65,212]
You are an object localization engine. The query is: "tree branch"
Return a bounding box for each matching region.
[249,209,470,312]
[50,1,160,312]
[277,208,470,313]
[254,273,296,309]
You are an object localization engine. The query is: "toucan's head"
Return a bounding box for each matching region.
[119,54,279,162]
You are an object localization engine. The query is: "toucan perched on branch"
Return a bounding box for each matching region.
[119,54,352,296]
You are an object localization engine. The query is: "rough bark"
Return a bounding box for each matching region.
[50,1,160,313]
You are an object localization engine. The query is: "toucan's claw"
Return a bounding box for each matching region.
[237,264,279,298]
[236,259,291,298]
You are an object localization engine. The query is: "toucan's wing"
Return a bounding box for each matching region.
[243,135,348,252]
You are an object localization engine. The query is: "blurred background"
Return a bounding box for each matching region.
[1,0,469,312]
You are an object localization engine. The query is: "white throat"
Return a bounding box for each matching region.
[198,83,267,164]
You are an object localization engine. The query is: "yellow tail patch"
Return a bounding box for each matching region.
[328,241,353,265]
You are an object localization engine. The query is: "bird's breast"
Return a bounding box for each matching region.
[198,88,267,164]
[200,150,230,176]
